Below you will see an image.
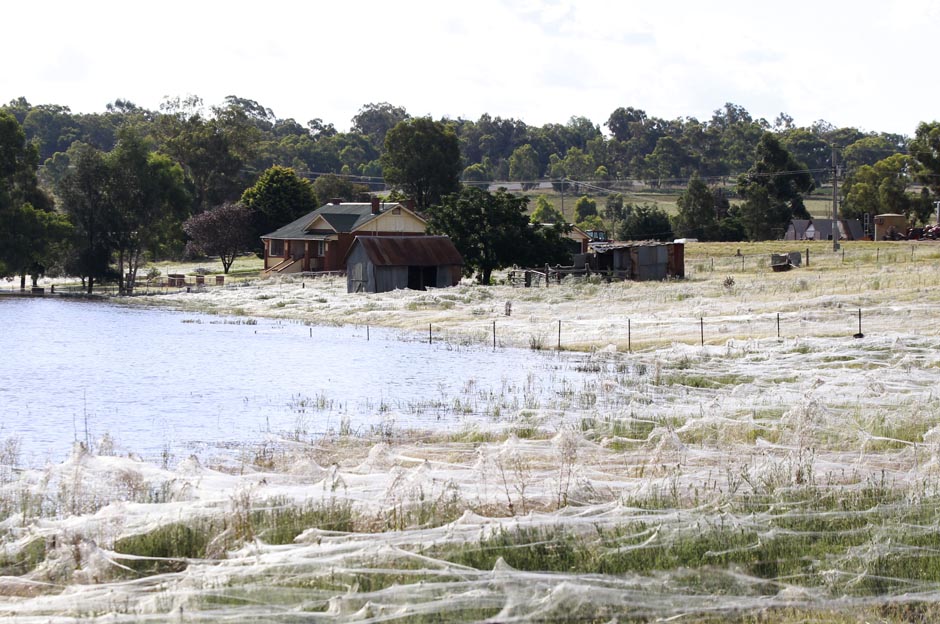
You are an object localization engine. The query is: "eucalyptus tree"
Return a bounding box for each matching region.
[381,118,461,210]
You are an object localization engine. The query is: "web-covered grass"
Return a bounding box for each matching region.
[5,241,940,621]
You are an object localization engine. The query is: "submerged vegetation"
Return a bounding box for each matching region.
[5,241,940,620]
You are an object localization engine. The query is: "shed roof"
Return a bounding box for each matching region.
[590,240,680,253]
[349,236,463,267]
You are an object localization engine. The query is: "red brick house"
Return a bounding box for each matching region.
[261,198,428,274]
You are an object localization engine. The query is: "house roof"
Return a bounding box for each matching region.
[262,202,423,240]
[788,220,811,238]
[348,236,463,267]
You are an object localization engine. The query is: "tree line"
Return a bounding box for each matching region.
[2,94,940,286]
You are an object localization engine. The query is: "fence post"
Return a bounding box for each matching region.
[493,321,496,350]
[557,320,562,350]
[367,325,370,341]
[777,312,780,338]
[628,318,631,353]
[806,248,810,267]
[700,317,704,346]
[854,309,864,338]
[429,323,432,345]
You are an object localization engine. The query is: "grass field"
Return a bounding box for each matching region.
[4,241,940,621]
[517,185,836,224]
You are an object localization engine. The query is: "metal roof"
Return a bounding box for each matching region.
[262,202,420,240]
[350,236,464,267]
[590,240,680,253]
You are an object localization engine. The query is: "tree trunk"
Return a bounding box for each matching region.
[19,273,26,290]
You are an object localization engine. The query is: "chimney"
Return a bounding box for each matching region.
[371,196,380,214]
[405,199,416,211]
[330,197,343,205]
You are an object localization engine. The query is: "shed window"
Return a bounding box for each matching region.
[270,239,284,256]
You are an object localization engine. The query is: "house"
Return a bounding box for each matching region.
[346,236,463,293]
[587,241,685,280]
[261,198,428,274]
[534,223,592,256]
[784,218,865,241]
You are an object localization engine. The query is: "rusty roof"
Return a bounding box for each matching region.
[349,236,464,267]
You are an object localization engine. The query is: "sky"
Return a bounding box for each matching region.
[2,0,937,137]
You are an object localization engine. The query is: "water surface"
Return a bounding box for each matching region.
[1,297,585,464]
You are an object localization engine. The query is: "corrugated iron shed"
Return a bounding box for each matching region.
[350,236,463,267]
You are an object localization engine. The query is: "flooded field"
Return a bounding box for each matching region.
[5,244,940,622]
[1,298,589,464]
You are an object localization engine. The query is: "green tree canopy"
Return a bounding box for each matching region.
[351,102,409,151]
[241,165,318,248]
[310,173,368,207]
[736,132,815,240]
[673,174,717,240]
[530,196,564,223]
[427,186,568,284]
[381,118,461,210]
[57,143,114,292]
[910,121,940,200]
[101,129,191,293]
[617,204,673,241]
[842,154,917,222]
[0,111,67,284]
[574,195,597,223]
[508,144,541,184]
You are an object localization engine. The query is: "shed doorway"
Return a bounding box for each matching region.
[407,266,438,290]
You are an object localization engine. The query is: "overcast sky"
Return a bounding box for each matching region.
[2,0,936,137]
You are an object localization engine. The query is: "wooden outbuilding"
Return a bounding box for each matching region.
[346,236,464,293]
[587,241,685,280]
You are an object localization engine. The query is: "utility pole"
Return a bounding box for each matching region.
[831,147,840,252]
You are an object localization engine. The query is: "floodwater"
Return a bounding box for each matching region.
[1,296,585,464]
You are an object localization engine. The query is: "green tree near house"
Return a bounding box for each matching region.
[241,165,319,253]
[381,117,461,211]
[182,201,254,273]
[427,186,569,284]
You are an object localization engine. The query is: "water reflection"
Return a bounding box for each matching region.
[2,297,586,464]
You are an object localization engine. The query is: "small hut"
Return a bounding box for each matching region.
[587,241,685,280]
[874,214,908,241]
[346,236,463,293]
